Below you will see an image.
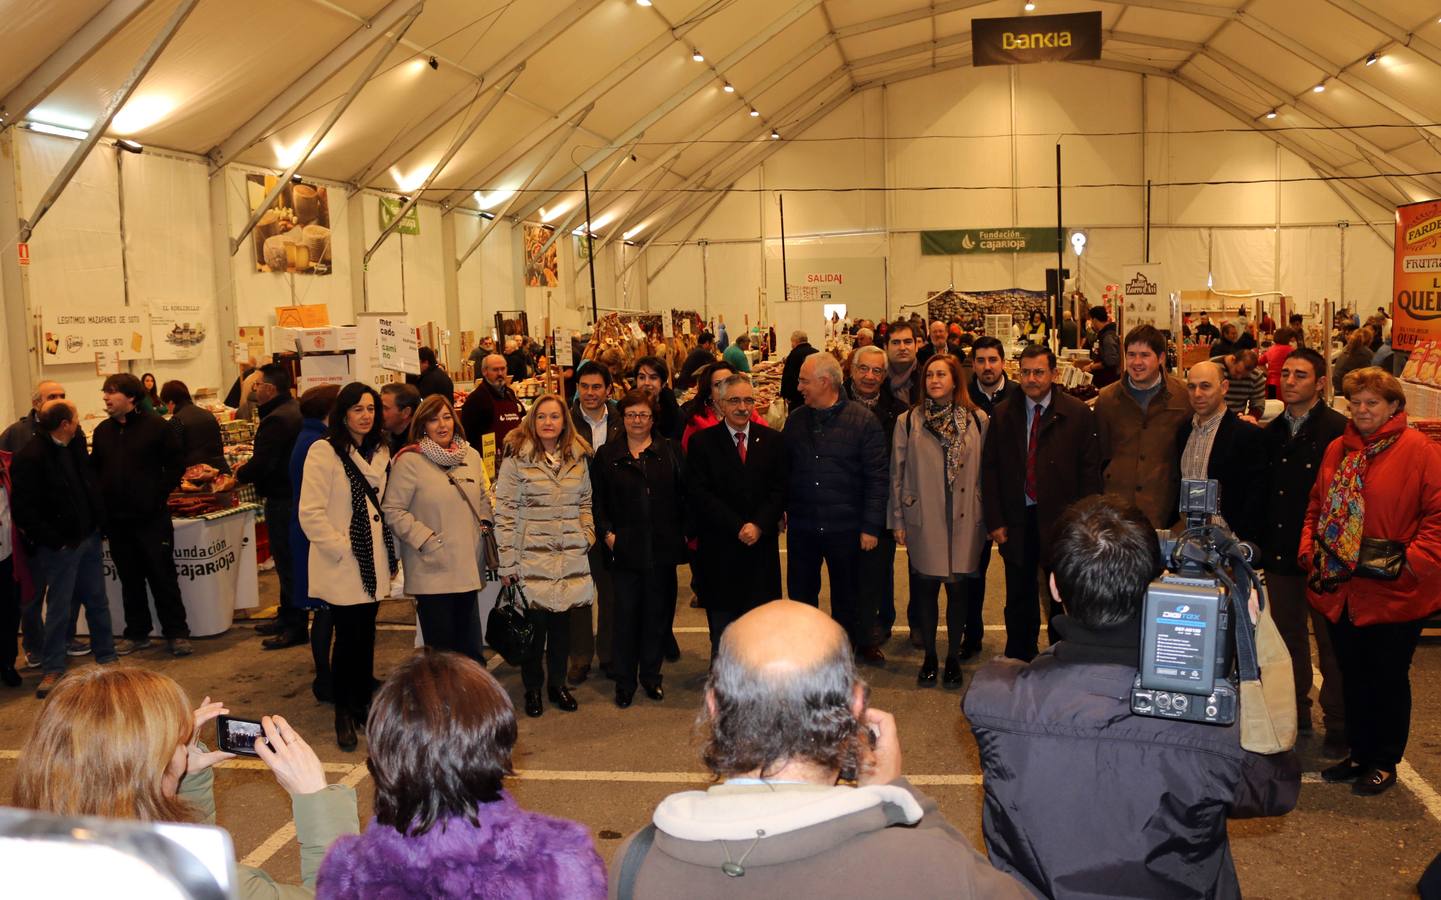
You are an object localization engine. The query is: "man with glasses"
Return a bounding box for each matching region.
[845,345,905,657]
[685,374,789,655]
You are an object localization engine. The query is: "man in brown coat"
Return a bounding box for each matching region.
[608,600,1027,899]
[1093,324,1190,530]
[982,345,1103,661]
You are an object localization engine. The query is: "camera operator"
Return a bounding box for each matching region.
[965,495,1299,899]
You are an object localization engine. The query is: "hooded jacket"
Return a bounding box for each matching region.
[610,779,1027,899]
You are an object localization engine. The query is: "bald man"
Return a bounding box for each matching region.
[610,600,1027,898]
[459,353,523,475]
[0,380,66,454]
[1177,361,1266,539]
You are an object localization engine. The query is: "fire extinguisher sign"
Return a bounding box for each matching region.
[17,242,29,266]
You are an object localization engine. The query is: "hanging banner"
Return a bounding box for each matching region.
[379,197,421,235]
[972,11,1102,67]
[43,306,151,365]
[1121,264,1166,331]
[762,257,887,306]
[247,175,332,275]
[150,302,207,361]
[377,315,420,375]
[1393,199,1441,352]
[921,228,1061,255]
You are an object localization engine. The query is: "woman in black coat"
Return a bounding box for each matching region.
[591,389,686,709]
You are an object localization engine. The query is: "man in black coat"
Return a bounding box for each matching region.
[160,380,228,473]
[11,400,117,696]
[415,346,454,400]
[90,373,190,656]
[844,344,905,659]
[461,353,525,476]
[689,373,789,656]
[779,330,818,411]
[236,363,305,649]
[981,346,1103,661]
[782,353,887,651]
[1177,361,1266,542]
[1260,347,1349,753]
[966,496,1298,899]
[568,360,619,683]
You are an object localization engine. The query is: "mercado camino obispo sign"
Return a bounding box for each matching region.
[972,11,1102,67]
[921,228,1062,256]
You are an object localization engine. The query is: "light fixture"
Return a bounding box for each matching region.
[692,49,704,62]
[480,210,496,220]
[1312,83,1325,93]
[1024,0,1035,9]
[1366,52,1379,66]
[723,82,735,93]
[24,121,88,140]
[397,195,410,203]
[1264,109,1277,119]
[749,107,759,117]
[428,56,439,70]
[116,139,143,154]
[291,173,303,184]
[770,129,779,140]
[636,0,651,5]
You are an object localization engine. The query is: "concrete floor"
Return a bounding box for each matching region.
[2,551,1439,898]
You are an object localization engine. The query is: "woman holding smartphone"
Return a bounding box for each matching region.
[493,394,595,718]
[383,395,492,663]
[299,382,395,751]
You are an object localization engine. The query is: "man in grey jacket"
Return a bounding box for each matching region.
[610,600,1026,899]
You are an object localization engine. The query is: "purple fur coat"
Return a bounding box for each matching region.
[315,793,606,899]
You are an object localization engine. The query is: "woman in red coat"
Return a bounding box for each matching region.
[1300,367,1441,796]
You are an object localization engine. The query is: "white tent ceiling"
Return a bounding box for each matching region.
[4,0,1440,243]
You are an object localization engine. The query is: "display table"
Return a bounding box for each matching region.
[79,504,261,638]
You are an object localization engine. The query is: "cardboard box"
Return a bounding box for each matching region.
[276,326,359,354]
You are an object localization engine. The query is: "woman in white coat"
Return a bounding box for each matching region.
[382,394,492,663]
[299,382,395,751]
[494,394,595,718]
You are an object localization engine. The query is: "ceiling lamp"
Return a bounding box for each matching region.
[723,82,735,93]
[770,129,780,140]
[25,121,88,140]
[636,0,651,5]
[1312,83,1325,93]
[1264,109,1277,119]
[692,49,704,62]
[116,139,143,154]
[749,107,759,117]
[1024,1,1036,9]
[1366,52,1379,66]
[290,173,303,183]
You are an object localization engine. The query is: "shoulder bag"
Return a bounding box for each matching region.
[1236,581,1297,755]
[1355,537,1405,581]
[438,462,500,573]
[487,581,539,665]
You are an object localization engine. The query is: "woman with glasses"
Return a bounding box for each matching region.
[591,389,686,708]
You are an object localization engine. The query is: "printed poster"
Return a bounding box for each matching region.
[150,302,207,361]
[247,174,332,275]
[43,306,151,365]
[524,222,559,287]
[1393,199,1441,352]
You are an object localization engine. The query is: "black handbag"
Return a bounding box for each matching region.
[1355,537,1406,581]
[486,582,539,664]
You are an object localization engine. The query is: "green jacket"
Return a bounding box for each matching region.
[722,344,752,373]
[180,764,359,899]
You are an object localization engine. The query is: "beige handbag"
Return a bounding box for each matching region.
[1238,583,1297,755]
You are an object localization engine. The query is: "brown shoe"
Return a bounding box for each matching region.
[36,672,63,699]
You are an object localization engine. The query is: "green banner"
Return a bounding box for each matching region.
[921,227,1061,255]
[379,197,421,236]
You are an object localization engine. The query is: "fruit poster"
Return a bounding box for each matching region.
[247,175,333,275]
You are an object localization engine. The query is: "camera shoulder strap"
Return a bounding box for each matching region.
[1231,589,1260,682]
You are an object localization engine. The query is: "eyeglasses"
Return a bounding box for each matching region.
[623,412,653,421]
[725,396,757,406]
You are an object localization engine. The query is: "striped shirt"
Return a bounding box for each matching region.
[1211,355,1265,416]
[1182,410,1225,480]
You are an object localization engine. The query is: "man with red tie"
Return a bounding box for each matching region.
[981,345,1103,661]
[684,374,790,656]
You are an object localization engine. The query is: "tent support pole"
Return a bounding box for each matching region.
[1055,142,1063,347]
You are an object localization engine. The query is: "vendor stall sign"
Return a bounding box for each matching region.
[379,197,421,235]
[1393,199,1441,352]
[921,228,1061,255]
[972,12,1102,67]
[42,306,151,365]
[1121,264,1166,331]
[151,302,207,361]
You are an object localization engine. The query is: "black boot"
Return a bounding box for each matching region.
[335,708,357,752]
[0,666,20,688]
[548,685,578,712]
[942,656,963,687]
[917,654,938,686]
[524,689,544,718]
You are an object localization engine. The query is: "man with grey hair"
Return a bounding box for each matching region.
[610,600,1026,897]
[845,344,906,656]
[779,329,818,411]
[782,353,887,653]
[0,380,66,453]
[459,352,523,475]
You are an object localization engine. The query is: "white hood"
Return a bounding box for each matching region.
[652,782,924,843]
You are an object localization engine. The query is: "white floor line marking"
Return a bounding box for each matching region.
[1311,663,1441,821]
[239,763,369,869]
[514,769,714,784]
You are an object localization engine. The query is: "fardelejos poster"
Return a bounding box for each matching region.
[1393,199,1441,352]
[247,175,332,275]
[524,222,559,287]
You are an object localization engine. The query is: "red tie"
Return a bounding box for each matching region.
[1025,405,1042,502]
[736,429,747,463]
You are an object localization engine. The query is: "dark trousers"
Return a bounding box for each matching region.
[328,602,378,715]
[264,498,307,634]
[963,541,991,652]
[862,530,896,636]
[1328,614,1424,769]
[108,516,189,640]
[1268,573,1345,733]
[521,607,571,690]
[911,575,967,660]
[612,565,673,692]
[788,529,864,647]
[1001,506,1058,661]
[1,556,19,671]
[415,590,483,663]
[311,607,333,696]
[705,605,750,658]
[36,534,116,674]
[571,546,615,668]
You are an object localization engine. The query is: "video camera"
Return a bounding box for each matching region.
[1130,479,1263,727]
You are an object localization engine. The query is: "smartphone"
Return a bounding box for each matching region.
[215,715,272,757]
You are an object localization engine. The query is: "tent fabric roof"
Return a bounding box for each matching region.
[4,0,1439,240]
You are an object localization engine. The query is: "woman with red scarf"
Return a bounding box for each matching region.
[1300,367,1441,796]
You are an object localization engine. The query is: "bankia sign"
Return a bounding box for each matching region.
[972,12,1102,67]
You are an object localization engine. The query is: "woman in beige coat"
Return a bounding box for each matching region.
[383,394,492,664]
[298,382,394,751]
[494,394,595,718]
[891,354,989,688]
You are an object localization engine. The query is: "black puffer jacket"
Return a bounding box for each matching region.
[11,431,104,549]
[964,616,1299,900]
[781,398,888,537]
[90,408,182,523]
[591,436,686,569]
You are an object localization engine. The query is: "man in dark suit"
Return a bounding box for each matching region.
[1259,347,1348,753]
[1177,360,1266,542]
[961,336,1018,656]
[686,373,789,655]
[161,380,228,472]
[981,345,1103,661]
[844,344,905,658]
[569,360,619,683]
[779,330,818,411]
